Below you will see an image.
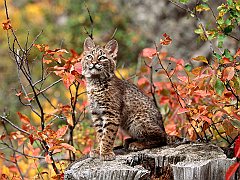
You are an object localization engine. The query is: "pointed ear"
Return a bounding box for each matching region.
[84,37,95,51]
[105,39,118,57]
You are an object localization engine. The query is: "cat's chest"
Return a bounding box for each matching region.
[87,85,110,110]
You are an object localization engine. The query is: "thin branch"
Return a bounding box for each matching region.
[0,115,30,135]
[1,120,24,179]
[84,1,94,39]
[0,142,45,159]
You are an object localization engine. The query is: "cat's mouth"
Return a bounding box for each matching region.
[88,64,103,75]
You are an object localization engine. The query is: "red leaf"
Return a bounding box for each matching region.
[8,165,18,173]
[222,67,235,81]
[2,19,12,30]
[74,62,82,75]
[137,77,149,88]
[29,134,35,144]
[225,162,240,180]
[234,135,240,157]
[60,143,76,153]
[45,154,53,164]
[141,48,157,58]
[222,57,231,64]
[82,146,91,154]
[56,125,68,138]
[17,112,30,124]
[160,33,172,45]
[201,116,212,124]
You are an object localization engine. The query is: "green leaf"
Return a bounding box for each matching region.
[217,18,225,25]
[179,0,190,4]
[215,78,225,96]
[225,19,231,26]
[184,64,192,71]
[227,0,233,6]
[234,77,240,94]
[217,34,225,48]
[224,25,233,34]
[223,49,233,61]
[194,28,203,34]
[213,53,222,61]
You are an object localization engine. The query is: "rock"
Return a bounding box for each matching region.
[64,143,238,180]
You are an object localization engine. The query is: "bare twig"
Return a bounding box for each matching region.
[84,1,94,39]
[0,115,30,135]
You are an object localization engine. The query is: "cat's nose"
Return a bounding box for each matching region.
[91,60,98,65]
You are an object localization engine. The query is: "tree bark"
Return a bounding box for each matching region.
[64,143,239,180]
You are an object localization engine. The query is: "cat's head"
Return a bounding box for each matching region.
[81,37,118,79]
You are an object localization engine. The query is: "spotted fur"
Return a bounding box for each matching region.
[81,37,167,161]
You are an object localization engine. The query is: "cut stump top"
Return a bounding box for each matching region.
[64,143,238,180]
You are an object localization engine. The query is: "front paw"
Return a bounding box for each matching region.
[128,142,145,151]
[100,151,116,161]
[89,149,100,158]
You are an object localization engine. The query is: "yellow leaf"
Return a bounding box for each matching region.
[192,56,208,64]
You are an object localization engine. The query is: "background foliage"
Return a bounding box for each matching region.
[0,0,239,179]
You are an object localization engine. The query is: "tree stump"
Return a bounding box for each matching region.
[64,143,238,180]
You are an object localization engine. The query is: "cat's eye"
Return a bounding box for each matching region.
[86,55,93,60]
[98,56,106,61]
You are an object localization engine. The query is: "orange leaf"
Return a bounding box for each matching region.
[194,90,211,97]
[201,116,212,124]
[43,58,52,64]
[17,112,30,124]
[160,33,172,45]
[222,66,235,81]
[45,154,53,164]
[67,116,74,127]
[33,44,49,52]
[177,75,188,83]
[60,143,76,153]
[177,108,189,114]
[15,91,22,97]
[192,66,202,75]
[48,145,62,152]
[62,72,75,89]
[225,162,240,180]
[223,120,237,137]
[141,48,157,58]
[2,19,12,30]
[234,48,240,58]
[56,125,68,138]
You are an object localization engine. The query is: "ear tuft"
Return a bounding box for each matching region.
[84,37,95,51]
[105,39,118,57]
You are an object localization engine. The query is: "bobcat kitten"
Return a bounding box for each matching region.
[81,37,167,161]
